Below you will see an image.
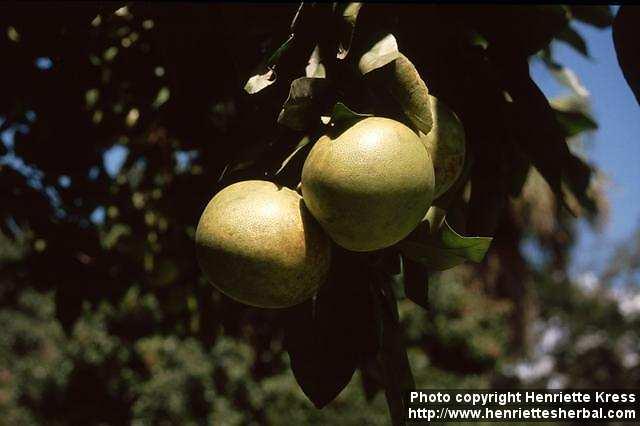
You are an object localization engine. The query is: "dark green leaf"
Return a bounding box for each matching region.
[553,109,598,138]
[374,275,414,426]
[469,6,570,56]
[402,255,429,310]
[326,102,373,135]
[266,33,295,68]
[556,26,590,58]
[274,135,311,176]
[384,252,405,300]
[398,219,493,271]
[282,247,379,408]
[277,77,332,131]
[569,6,614,28]
[359,359,384,402]
[336,2,364,60]
[613,6,640,105]
[496,55,586,215]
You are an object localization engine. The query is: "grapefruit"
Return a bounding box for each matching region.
[195,180,331,308]
[301,117,435,252]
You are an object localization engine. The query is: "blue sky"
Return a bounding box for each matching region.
[530,11,640,275]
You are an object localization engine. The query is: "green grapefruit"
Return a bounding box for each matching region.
[301,116,435,252]
[195,180,331,308]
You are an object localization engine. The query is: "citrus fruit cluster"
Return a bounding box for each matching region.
[195,98,465,308]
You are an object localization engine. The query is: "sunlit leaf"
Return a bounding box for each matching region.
[305,46,326,78]
[243,69,276,95]
[397,219,492,271]
[358,34,399,75]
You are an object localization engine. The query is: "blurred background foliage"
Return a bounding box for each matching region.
[0,4,638,425]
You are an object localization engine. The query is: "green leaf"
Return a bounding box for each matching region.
[243,32,297,95]
[374,274,414,426]
[283,247,380,408]
[550,95,598,138]
[336,2,363,60]
[402,255,429,310]
[277,77,332,131]
[327,102,372,134]
[613,6,640,105]
[569,5,613,28]
[546,61,590,97]
[274,136,311,176]
[397,219,493,271]
[469,5,570,56]
[553,109,598,138]
[440,220,493,262]
[358,33,400,75]
[376,251,405,300]
[555,26,590,58]
[497,55,588,216]
[266,33,295,67]
[390,54,433,135]
[243,69,276,95]
[305,45,326,78]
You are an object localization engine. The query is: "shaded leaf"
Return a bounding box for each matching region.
[274,135,311,175]
[282,247,379,408]
[469,6,569,56]
[359,359,384,402]
[496,55,588,216]
[336,2,364,60]
[556,25,590,58]
[398,219,493,271]
[374,274,414,426]
[327,102,373,135]
[375,250,404,300]
[569,5,614,28]
[358,33,399,75]
[612,6,640,105]
[402,255,429,310]
[266,33,295,67]
[277,77,332,131]
[553,109,598,138]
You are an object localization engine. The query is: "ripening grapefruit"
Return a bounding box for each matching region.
[301,116,435,252]
[195,180,331,308]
